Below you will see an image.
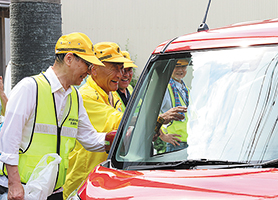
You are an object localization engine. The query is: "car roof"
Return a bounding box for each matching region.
[153,18,278,54]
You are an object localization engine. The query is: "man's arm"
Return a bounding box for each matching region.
[0,76,8,116]
[0,78,36,199]
[159,106,187,124]
[6,165,24,200]
[153,106,187,142]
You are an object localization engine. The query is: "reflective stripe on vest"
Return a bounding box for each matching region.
[1,73,78,190]
[166,84,188,142]
[118,85,133,112]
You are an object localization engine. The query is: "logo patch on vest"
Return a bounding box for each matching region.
[69,118,78,126]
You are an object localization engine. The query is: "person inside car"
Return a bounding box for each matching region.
[160,59,190,152]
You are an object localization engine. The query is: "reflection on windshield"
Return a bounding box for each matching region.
[188,47,278,163]
[116,45,278,167]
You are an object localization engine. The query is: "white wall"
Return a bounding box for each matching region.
[61,0,278,78]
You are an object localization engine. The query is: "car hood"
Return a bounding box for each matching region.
[78,165,278,199]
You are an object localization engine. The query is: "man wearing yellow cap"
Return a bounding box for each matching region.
[63,42,132,199]
[116,51,138,112]
[160,59,190,152]
[0,32,108,200]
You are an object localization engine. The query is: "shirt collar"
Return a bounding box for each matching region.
[44,66,72,94]
[173,79,183,89]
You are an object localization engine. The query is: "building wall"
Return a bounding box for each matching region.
[61,0,278,78]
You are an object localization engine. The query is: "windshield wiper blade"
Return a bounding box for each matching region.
[197,158,278,169]
[260,158,278,167]
[125,159,246,170]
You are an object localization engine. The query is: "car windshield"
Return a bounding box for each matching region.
[114,45,278,169]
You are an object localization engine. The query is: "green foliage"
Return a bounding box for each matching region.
[130,76,138,88]
[125,38,130,52]
[124,38,139,88]
[153,137,166,154]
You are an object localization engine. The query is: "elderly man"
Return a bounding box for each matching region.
[116,51,137,112]
[0,32,107,200]
[63,42,131,199]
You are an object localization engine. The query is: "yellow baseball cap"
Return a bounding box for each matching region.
[94,42,133,63]
[55,32,104,66]
[121,51,138,68]
[176,59,189,67]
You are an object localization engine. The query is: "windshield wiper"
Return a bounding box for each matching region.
[260,158,278,167]
[196,158,278,169]
[125,159,246,170]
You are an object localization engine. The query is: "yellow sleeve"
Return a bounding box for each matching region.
[64,83,123,199]
[81,89,123,133]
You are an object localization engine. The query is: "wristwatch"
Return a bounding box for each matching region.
[152,116,165,141]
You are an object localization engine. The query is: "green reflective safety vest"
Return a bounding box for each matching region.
[0,73,79,190]
[117,85,133,112]
[165,84,189,142]
[117,85,141,115]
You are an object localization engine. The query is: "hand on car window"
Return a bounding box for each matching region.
[159,106,187,124]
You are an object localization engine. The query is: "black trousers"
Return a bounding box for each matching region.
[47,192,63,200]
[0,185,7,194]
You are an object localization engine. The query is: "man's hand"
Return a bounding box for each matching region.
[105,130,117,153]
[6,165,24,200]
[159,106,187,124]
[159,130,182,146]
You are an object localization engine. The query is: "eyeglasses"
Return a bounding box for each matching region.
[82,59,93,73]
[73,53,93,70]
[87,64,93,71]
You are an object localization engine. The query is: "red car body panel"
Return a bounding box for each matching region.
[153,19,278,54]
[76,19,278,200]
[79,165,278,199]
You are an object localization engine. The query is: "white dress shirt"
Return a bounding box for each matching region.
[0,66,105,187]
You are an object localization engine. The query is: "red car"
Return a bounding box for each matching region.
[68,19,278,199]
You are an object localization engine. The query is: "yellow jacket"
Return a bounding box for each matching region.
[63,76,123,199]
